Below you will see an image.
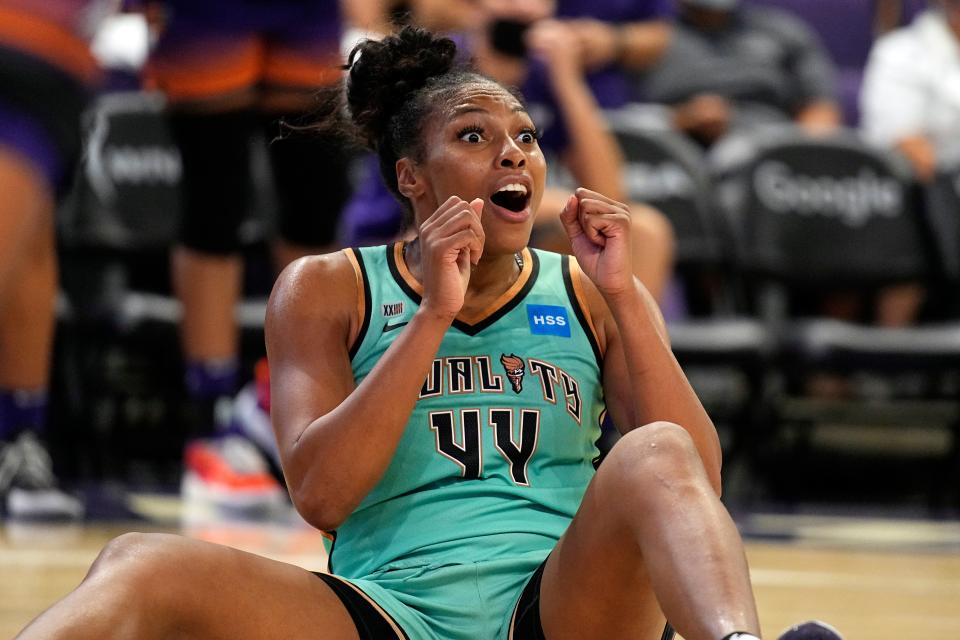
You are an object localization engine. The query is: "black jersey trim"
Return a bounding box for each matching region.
[562,256,603,370]
[386,242,419,303]
[347,248,372,361]
[455,249,539,335]
[386,242,541,336]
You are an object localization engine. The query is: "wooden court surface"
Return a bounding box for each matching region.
[2,501,959,639]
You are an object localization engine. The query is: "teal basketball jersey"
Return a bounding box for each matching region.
[331,243,605,579]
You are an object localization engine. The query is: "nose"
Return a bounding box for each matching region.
[499,137,526,169]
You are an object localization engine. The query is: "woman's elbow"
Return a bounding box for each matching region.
[290,484,350,532]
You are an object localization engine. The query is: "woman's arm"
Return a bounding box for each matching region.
[564,18,672,71]
[560,188,721,492]
[597,276,721,493]
[526,20,626,202]
[266,197,485,530]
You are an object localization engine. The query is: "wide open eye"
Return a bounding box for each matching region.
[458,125,485,143]
[518,128,539,144]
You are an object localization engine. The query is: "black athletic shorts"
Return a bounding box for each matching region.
[315,561,675,640]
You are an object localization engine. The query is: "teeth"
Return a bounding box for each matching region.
[496,183,528,195]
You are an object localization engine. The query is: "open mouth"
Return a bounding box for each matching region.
[490,183,531,213]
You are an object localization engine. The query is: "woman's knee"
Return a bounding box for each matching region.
[89,533,153,575]
[603,422,703,491]
[86,532,192,596]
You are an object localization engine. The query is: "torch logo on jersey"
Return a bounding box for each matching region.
[500,353,525,393]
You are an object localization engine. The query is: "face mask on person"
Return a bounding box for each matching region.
[488,18,533,58]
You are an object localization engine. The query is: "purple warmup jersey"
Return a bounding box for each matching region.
[160,0,341,41]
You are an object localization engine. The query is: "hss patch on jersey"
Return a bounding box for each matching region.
[527,304,570,337]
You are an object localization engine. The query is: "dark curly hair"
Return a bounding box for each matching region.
[312,27,507,217]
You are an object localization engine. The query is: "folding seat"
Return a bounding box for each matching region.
[607,110,774,356]
[713,127,960,507]
[606,110,776,486]
[55,89,273,481]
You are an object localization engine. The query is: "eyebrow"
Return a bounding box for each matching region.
[450,104,527,117]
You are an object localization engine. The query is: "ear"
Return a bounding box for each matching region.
[396,158,426,200]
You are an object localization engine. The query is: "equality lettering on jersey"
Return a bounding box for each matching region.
[430,408,541,485]
[528,359,582,425]
[418,354,582,423]
[421,356,504,397]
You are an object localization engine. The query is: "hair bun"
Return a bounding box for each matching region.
[346,26,458,147]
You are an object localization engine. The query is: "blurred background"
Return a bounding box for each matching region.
[2,0,960,637]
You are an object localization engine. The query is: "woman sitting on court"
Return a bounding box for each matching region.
[19,27,773,640]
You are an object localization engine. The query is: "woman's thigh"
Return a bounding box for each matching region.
[97,532,362,640]
[537,425,712,640]
[538,473,667,640]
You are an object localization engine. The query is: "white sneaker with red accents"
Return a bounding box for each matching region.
[228,382,280,468]
[181,435,286,512]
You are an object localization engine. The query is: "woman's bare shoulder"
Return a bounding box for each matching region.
[267,250,360,330]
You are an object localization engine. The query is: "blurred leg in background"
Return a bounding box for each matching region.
[0,5,100,519]
[145,1,347,511]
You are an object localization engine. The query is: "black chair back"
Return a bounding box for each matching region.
[924,164,960,282]
[608,116,723,266]
[716,130,927,288]
[60,91,183,251]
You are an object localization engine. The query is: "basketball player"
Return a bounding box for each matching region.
[0,0,102,520]
[16,27,841,640]
[143,0,350,507]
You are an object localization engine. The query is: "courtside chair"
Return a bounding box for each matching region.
[56,89,272,482]
[712,127,960,509]
[606,109,777,496]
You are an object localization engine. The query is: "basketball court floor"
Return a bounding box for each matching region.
[2,494,959,639]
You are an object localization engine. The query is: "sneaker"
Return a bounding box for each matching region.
[0,432,84,520]
[229,381,280,469]
[181,434,287,512]
[777,620,844,640]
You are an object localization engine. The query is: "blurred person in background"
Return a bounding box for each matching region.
[632,0,925,372]
[872,0,931,36]
[342,0,677,303]
[633,0,842,148]
[856,0,960,331]
[861,0,960,185]
[142,0,350,510]
[0,0,110,520]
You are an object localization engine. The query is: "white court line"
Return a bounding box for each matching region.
[750,568,960,596]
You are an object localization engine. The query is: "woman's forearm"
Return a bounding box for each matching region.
[550,73,626,201]
[287,308,452,529]
[605,282,722,492]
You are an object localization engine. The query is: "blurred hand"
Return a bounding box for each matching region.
[559,187,633,298]
[563,18,621,70]
[796,100,842,138]
[526,19,584,78]
[418,197,486,320]
[896,135,937,184]
[671,94,731,144]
